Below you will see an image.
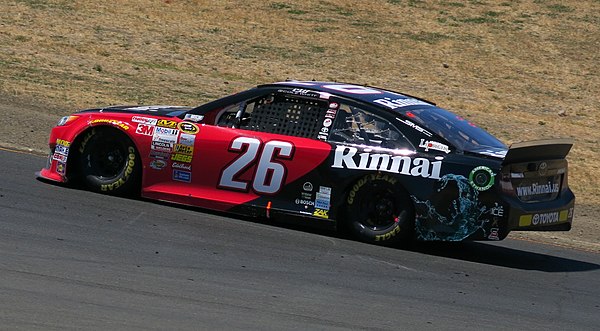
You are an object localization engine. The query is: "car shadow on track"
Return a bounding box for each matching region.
[237,213,600,273]
[37,177,599,274]
[405,241,600,273]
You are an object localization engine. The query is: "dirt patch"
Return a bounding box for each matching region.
[0,0,598,251]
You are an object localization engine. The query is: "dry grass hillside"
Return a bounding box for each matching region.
[1,0,598,250]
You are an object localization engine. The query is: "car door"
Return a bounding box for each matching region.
[185,90,333,214]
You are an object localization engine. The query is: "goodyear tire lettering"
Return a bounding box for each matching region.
[345,173,413,245]
[80,129,140,195]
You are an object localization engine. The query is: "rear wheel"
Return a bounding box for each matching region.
[345,174,414,245]
[78,128,141,195]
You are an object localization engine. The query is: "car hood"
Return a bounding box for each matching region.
[77,105,193,117]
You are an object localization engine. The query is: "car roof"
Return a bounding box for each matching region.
[259,81,436,110]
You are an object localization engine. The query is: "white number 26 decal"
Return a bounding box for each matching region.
[218,137,294,194]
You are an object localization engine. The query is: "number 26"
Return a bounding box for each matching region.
[218,137,294,194]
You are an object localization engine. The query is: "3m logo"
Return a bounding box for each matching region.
[136,124,155,136]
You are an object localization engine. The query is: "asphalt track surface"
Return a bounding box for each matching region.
[1,149,599,330]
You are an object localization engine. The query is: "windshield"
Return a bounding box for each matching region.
[399,107,507,153]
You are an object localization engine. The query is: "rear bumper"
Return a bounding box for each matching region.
[505,189,575,232]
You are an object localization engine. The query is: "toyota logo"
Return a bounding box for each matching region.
[538,162,548,176]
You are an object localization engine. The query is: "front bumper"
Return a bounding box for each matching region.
[37,146,67,183]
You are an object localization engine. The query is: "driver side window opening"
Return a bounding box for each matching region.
[216,93,329,138]
[328,103,413,150]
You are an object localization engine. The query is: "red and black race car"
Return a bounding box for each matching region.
[38,81,575,244]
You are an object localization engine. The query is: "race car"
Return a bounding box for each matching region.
[38,81,575,244]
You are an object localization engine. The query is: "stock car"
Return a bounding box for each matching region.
[37,81,575,244]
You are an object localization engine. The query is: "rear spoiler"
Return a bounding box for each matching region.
[502,138,574,164]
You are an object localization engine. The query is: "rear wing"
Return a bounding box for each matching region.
[502,138,574,164]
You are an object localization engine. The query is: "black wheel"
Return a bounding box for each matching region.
[78,128,141,195]
[345,174,414,245]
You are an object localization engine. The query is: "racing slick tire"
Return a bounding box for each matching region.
[78,128,141,195]
[345,174,414,245]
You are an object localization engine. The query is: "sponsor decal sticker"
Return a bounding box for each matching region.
[173,169,191,183]
[56,139,71,147]
[303,182,313,191]
[154,127,178,136]
[478,149,508,158]
[315,186,332,210]
[150,159,167,170]
[52,152,67,162]
[319,186,332,195]
[295,199,315,206]
[152,128,178,148]
[171,153,192,163]
[313,208,329,219]
[468,166,495,191]
[317,108,338,141]
[418,139,450,154]
[126,106,175,112]
[151,141,173,152]
[396,118,433,137]
[518,207,573,227]
[172,162,191,171]
[332,146,442,179]
[90,119,130,130]
[56,162,66,175]
[131,116,157,125]
[178,121,199,135]
[173,144,194,155]
[488,228,500,240]
[490,203,504,217]
[55,144,69,156]
[136,123,155,136]
[157,119,178,129]
[374,97,431,109]
[184,114,204,122]
[301,192,312,200]
[178,133,196,146]
[149,151,170,160]
[516,181,559,197]
[322,84,382,95]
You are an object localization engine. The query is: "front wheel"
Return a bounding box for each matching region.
[345,174,414,245]
[78,128,141,195]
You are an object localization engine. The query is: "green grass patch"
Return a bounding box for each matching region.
[270,2,291,10]
[288,9,307,15]
[404,31,451,44]
[547,4,573,13]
